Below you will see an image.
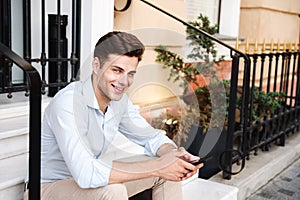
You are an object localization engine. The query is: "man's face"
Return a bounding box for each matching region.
[93,54,139,102]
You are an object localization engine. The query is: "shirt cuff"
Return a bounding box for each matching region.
[144,130,177,156]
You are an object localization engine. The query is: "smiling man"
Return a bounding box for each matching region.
[24,31,203,200]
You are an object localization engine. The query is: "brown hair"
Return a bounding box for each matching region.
[94,31,145,65]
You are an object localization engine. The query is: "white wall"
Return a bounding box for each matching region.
[80,0,114,80]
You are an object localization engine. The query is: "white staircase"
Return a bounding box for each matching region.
[0,93,51,200]
[0,92,238,200]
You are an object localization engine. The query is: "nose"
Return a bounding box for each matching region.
[118,74,128,86]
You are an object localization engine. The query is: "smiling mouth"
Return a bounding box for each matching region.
[112,84,125,93]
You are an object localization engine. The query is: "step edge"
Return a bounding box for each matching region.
[0,128,28,140]
[0,149,29,161]
[0,177,25,191]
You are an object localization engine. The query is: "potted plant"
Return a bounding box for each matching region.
[235,87,286,151]
[153,14,229,178]
[151,105,200,147]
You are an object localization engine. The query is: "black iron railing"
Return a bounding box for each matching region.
[233,49,300,158]
[25,0,81,97]
[0,42,41,200]
[0,0,81,98]
[140,0,300,180]
[139,0,251,180]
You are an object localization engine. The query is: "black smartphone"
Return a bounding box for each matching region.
[190,156,212,165]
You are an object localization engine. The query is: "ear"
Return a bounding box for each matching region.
[92,57,101,74]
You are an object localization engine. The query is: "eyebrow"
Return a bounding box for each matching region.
[112,65,137,74]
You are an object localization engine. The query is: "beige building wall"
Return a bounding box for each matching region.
[239,0,300,44]
[113,0,300,111]
[238,0,300,96]
[114,0,187,110]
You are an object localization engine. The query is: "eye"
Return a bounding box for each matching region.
[128,73,135,78]
[112,68,122,74]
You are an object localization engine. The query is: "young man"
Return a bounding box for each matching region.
[24,31,203,200]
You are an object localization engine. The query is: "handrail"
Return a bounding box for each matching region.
[0,43,41,200]
[139,0,251,179]
[139,0,247,58]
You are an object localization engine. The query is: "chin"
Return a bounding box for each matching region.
[111,94,124,101]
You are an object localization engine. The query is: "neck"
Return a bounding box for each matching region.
[92,74,110,113]
[98,100,109,114]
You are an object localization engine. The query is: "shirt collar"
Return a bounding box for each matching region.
[81,76,125,119]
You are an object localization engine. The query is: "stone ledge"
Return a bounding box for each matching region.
[210,132,300,199]
[183,178,238,200]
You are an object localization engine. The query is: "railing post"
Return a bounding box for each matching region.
[222,54,239,179]
[70,0,81,81]
[296,51,300,130]
[23,0,31,62]
[28,71,41,200]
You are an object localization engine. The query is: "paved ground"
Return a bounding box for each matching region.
[248,158,300,200]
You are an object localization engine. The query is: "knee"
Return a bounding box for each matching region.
[101,184,128,200]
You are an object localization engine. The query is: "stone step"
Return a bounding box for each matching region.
[0,127,239,200]
[0,94,239,200]
[0,115,29,160]
[0,94,50,200]
[0,101,29,120]
[0,96,50,160]
[0,93,51,120]
[0,153,27,200]
[0,152,238,200]
[0,92,29,120]
[182,178,238,200]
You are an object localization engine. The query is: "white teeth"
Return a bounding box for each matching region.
[114,86,123,92]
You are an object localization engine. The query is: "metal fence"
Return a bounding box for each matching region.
[0,0,81,98]
[221,42,300,179]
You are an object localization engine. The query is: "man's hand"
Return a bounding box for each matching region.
[154,148,203,181]
[176,147,201,163]
[109,146,203,184]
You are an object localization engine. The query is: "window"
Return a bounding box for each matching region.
[186,0,220,27]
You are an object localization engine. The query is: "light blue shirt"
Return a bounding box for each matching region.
[40,77,176,188]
